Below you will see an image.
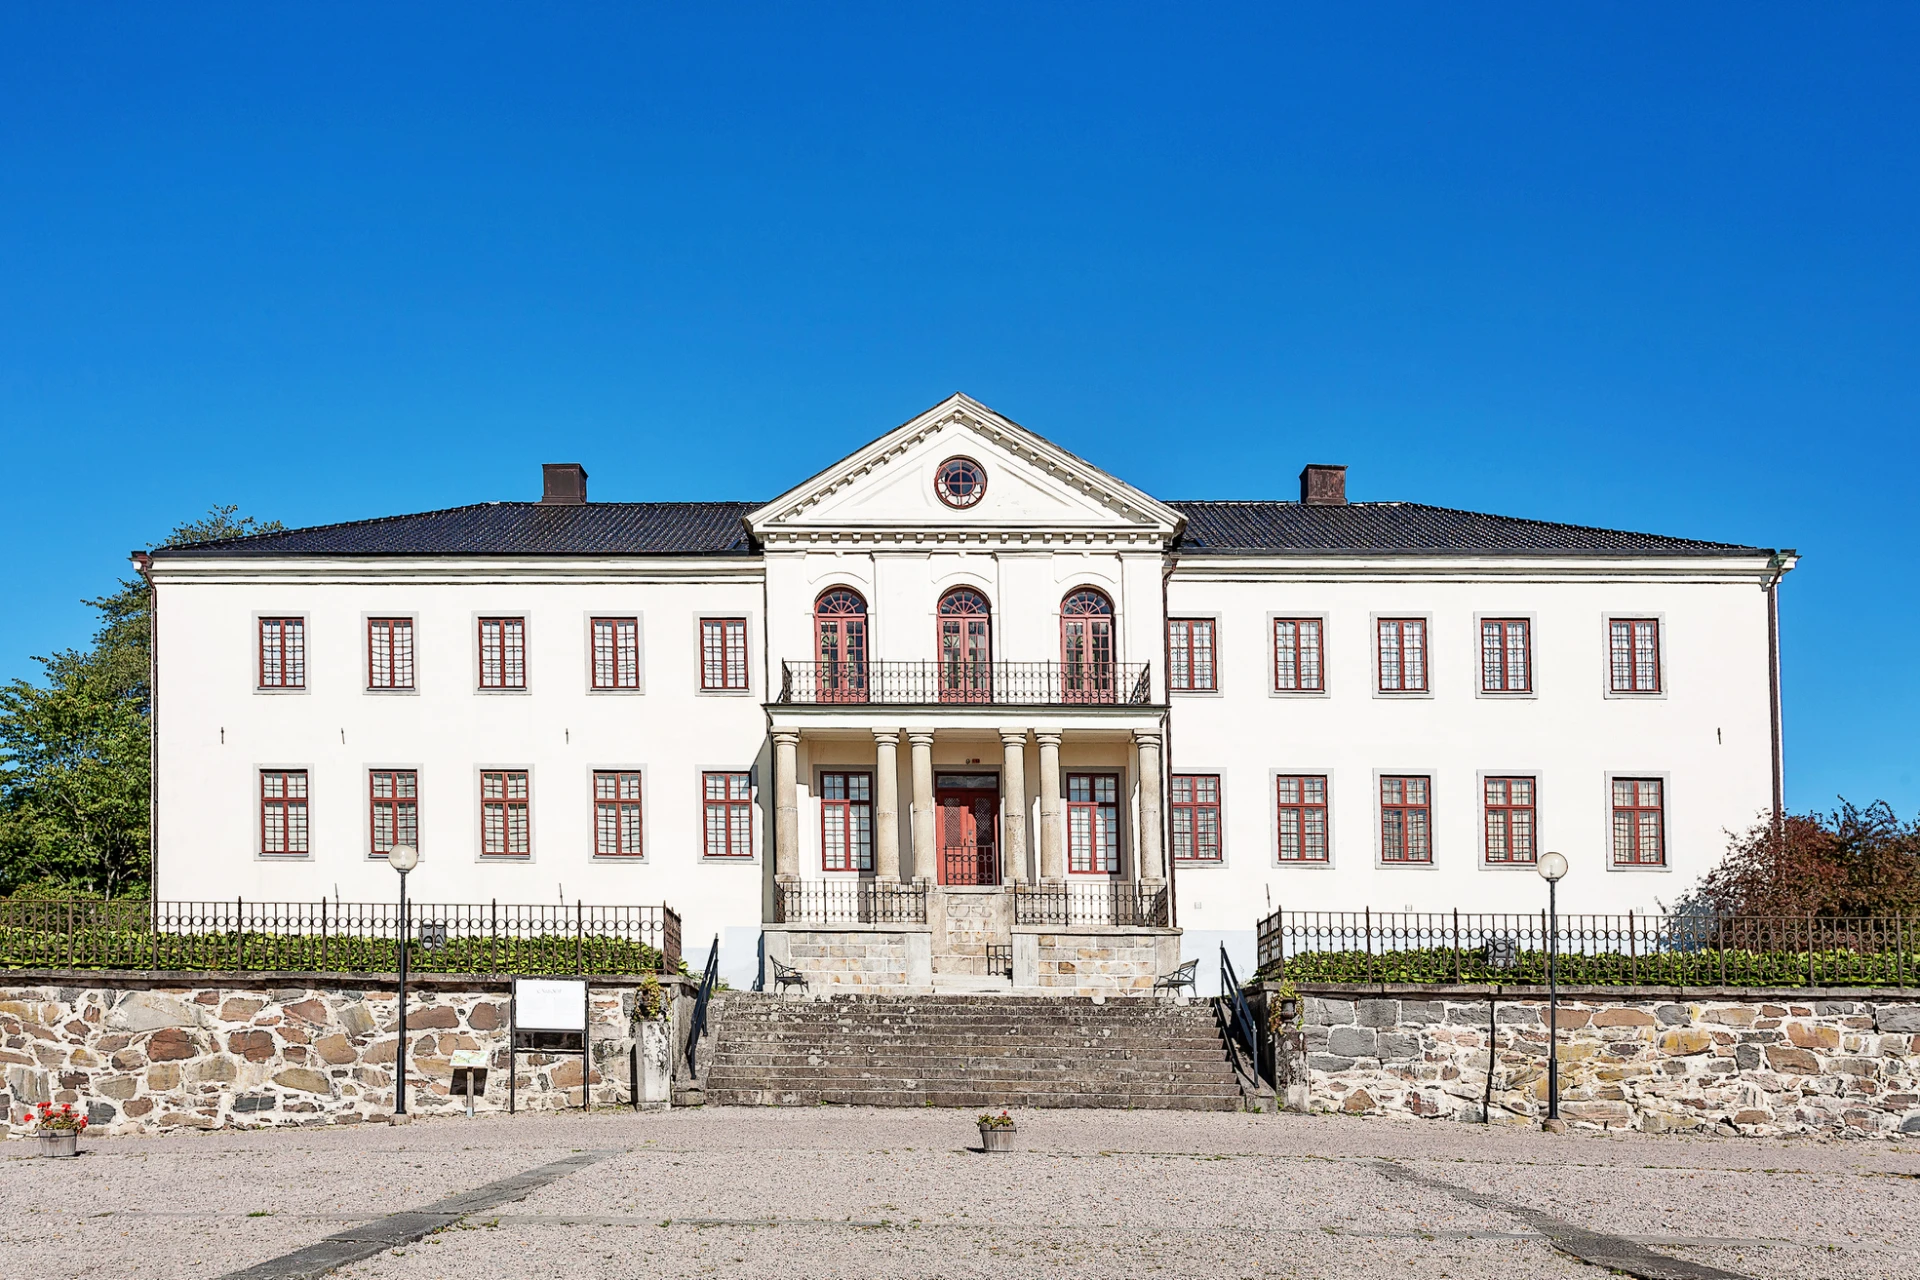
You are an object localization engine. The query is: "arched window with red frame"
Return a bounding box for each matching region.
[1060,588,1115,704]
[813,588,869,702]
[937,588,992,703]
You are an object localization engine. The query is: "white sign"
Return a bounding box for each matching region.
[514,978,588,1032]
[449,1050,488,1070]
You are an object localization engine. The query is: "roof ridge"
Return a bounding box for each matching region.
[160,501,505,552]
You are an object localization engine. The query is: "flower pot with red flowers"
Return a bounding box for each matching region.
[977,1110,1017,1153]
[31,1102,88,1157]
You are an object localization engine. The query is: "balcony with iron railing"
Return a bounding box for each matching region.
[776,660,1154,707]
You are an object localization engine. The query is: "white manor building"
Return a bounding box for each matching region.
[142,395,1794,993]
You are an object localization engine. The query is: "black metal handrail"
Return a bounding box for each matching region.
[1013,881,1169,927]
[1255,906,1920,988]
[1218,942,1265,1084]
[685,934,720,1076]
[776,660,1154,706]
[773,880,929,925]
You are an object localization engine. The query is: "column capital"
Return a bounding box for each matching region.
[872,728,902,746]
[771,729,802,747]
[905,730,937,747]
[1133,728,1164,749]
[1033,730,1063,748]
[997,728,1029,747]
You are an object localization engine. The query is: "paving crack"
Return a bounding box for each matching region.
[1371,1160,1757,1280]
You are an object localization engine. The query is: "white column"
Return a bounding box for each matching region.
[1135,729,1165,883]
[998,729,1028,885]
[773,730,801,880]
[874,730,902,883]
[908,731,936,881]
[1035,731,1063,882]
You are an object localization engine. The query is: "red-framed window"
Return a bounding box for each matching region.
[1380,775,1432,863]
[1061,589,1115,703]
[938,588,993,702]
[814,589,868,701]
[369,769,417,856]
[1612,778,1665,866]
[820,771,873,872]
[260,769,309,856]
[1171,774,1221,863]
[480,769,530,856]
[1481,619,1531,692]
[591,617,640,690]
[1168,619,1216,692]
[478,618,526,689]
[259,618,306,689]
[1274,618,1324,692]
[703,772,753,858]
[1067,772,1120,874]
[1483,776,1536,864]
[593,770,643,856]
[701,618,749,690]
[1377,619,1428,693]
[367,618,414,690]
[1276,775,1329,862]
[1610,619,1662,693]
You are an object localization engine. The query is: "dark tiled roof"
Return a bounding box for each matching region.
[1167,501,1771,557]
[152,502,758,557]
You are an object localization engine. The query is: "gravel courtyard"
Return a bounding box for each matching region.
[4,1107,1917,1280]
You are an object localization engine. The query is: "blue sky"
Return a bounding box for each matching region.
[1,6,1915,813]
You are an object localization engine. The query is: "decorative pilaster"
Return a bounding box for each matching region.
[908,731,936,882]
[873,730,902,883]
[772,730,801,881]
[998,729,1029,885]
[1135,728,1165,883]
[1035,731,1064,882]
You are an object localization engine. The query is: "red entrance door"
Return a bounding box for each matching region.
[936,778,1000,885]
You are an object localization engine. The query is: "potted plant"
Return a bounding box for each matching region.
[977,1110,1017,1153]
[31,1101,88,1158]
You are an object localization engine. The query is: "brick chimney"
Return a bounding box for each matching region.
[540,463,589,505]
[1299,464,1347,506]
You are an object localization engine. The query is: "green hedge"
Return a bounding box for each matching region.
[1255,945,1914,989]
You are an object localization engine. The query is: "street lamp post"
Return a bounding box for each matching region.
[1537,850,1568,1126]
[388,843,419,1117]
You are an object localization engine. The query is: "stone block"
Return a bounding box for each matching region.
[1354,999,1400,1028]
[220,998,266,1022]
[123,1097,153,1118]
[1446,1003,1493,1025]
[1304,999,1353,1027]
[146,1028,199,1062]
[111,1048,146,1070]
[1562,1101,1632,1124]
[1734,1044,1762,1071]
[188,1055,237,1084]
[1874,1005,1920,1035]
[1766,1045,1820,1074]
[1657,1029,1713,1056]
[1787,1023,1840,1050]
[407,1005,459,1030]
[229,1030,275,1063]
[1654,1004,1690,1026]
[1704,1006,1756,1028]
[281,999,332,1026]
[1376,1033,1423,1062]
[109,993,197,1033]
[145,1062,181,1090]
[1496,1006,1540,1025]
[1327,1026,1378,1058]
[314,1034,357,1065]
[272,1067,333,1095]
[467,1002,505,1031]
[1591,1007,1656,1027]
[6,1065,48,1104]
[86,1101,116,1126]
[1401,1001,1445,1024]
[1340,1088,1376,1113]
[96,1074,138,1100]
[1307,1054,1355,1073]
[232,1093,277,1113]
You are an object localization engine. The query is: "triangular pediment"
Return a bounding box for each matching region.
[745,394,1185,547]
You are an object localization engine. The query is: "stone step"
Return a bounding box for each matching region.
[704,1088,1245,1110]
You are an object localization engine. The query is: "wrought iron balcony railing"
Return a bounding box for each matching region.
[777,660,1153,707]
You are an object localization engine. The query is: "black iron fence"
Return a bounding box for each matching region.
[0,897,682,976]
[777,660,1154,706]
[774,880,929,925]
[1255,907,1920,988]
[1015,881,1170,928]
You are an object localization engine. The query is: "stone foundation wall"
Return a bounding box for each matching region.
[1277,987,1920,1139]
[1,973,682,1136]
[764,926,932,988]
[1016,928,1181,995]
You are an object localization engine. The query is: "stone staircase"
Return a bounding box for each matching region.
[702,993,1248,1110]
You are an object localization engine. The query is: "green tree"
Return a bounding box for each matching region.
[0,506,282,897]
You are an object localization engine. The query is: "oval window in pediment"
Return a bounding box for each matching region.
[934,456,987,508]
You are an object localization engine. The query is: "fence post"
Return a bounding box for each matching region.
[1716,917,1725,987]
[65,899,75,971]
[1451,908,1461,984]
[576,900,585,975]
[491,899,499,975]
[150,900,161,971]
[1899,915,1907,989]
[1628,910,1636,985]
[319,899,328,973]
[1807,913,1816,988]
[1364,907,1374,986]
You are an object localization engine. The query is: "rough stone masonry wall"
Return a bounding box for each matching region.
[1290,990,1920,1139]
[767,928,929,988]
[1020,929,1179,994]
[0,974,674,1136]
